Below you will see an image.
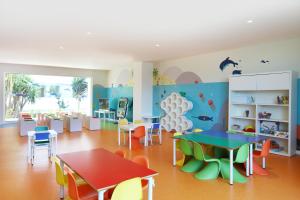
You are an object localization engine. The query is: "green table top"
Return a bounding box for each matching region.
[173,133,250,150]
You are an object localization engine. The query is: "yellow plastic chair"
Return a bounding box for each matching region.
[119,119,129,144]
[133,119,144,124]
[174,132,185,167]
[111,177,143,200]
[193,128,203,133]
[54,158,86,188]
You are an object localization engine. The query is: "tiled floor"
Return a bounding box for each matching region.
[0,122,300,200]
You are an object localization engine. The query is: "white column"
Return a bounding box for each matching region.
[133,62,153,121]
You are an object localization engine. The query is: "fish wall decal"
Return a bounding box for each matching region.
[219,57,238,71]
[261,60,270,64]
[192,116,213,121]
[232,69,242,75]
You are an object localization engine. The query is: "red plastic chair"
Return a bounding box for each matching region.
[130,126,146,150]
[67,171,98,200]
[115,149,126,158]
[252,139,271,175]
[132,155,149,189]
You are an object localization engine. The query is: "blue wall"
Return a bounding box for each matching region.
[107,87,133,121]
[93,79,299,132]
[153,82,229,131]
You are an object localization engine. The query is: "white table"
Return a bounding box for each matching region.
[142,115,160,123]
[118,122,152,150]
[95,109,116,121]
[27,130,58,163]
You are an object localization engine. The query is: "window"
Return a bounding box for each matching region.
[4,73,91,120]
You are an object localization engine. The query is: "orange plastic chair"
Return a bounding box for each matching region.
[132,155,149,189]
[252,139,271,175]
[67,171,98,200]
[130,126,146,150]
[115,149,126,158]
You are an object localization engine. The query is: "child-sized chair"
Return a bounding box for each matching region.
[252,139,271,175]
[111,177,143,200]
[67,172,98,200]
[31,126,51,165]
[179,139,204,173]
[119,119,129,145]
[132,155,149,189]
[130,126,146,150]
[149,123,162,145]
[174,132,185,167]
[193,142,221,180]
[115,149,126,158]
[220,144,249,183]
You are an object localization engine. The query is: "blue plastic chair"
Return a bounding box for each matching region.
[31,126,51,165]
[150,123,162,144]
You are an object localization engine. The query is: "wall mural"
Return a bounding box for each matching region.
[219,57,242,75]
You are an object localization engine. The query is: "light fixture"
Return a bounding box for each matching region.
[86,32,92,36]
[59,46,64,50]
[247,19,253,24]
[155,44,160,47]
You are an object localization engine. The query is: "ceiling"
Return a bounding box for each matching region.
[0,0,300,70]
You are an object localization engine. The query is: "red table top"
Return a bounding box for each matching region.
[58,148,158,191]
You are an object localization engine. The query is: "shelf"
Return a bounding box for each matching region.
[257,133,289,140]
[258,118,289,123]
[255,147,288,156]
[257,103,289,107]
[231,116,256,120]
[231,103,256,106]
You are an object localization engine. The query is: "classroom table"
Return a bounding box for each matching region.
[118,122,152,150]
[142,115,160,123]
[173,131,265,185]
[57,148,158,200]
[27,129,57,163]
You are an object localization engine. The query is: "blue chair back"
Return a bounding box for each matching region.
[35,132,50,141]
[35,126,49,132]
[152,123,160,130]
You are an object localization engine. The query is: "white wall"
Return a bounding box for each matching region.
[157,37,300,82]
[0,63,108,124]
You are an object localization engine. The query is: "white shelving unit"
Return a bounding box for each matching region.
[229,71,297,156]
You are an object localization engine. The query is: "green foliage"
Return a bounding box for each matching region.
[5,74,39,118]
[72,77,88,111]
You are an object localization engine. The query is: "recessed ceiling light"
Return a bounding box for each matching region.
[59,46,64,50]
[155,44,160,47]
[86,32,92,36]
[247,19,253,24]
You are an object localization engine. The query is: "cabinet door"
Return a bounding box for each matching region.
[256,73,290,90]
[229,75,257,91]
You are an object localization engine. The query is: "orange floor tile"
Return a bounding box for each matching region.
[0,124,300,200]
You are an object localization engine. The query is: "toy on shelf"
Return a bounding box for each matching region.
[244,110,250,117]
[243,125,255,133]
[277,96,289,105]
[270,141,284,152]
[274,131,288,139]
[231,124,241,130]
[259,121,280,135]
[160,92,193,132]
[258,112,272,119]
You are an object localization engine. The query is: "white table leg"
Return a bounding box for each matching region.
[144,127,148,147]
[246,154,249,177]
[173,139,176,166]
[129,129,132,150]
[147,177,154,200]
[59,160,64,199]
[262,157,266,169]
[229,149,233,185]
[27,135,31,163]
[98,190,106,200]
[250,144,253,175]
[118,127,121,145]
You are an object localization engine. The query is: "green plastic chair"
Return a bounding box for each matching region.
[179,139,204,173]
[193,142,221,180]
[220,144,249,183]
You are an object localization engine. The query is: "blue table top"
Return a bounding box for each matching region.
[199,130,266,143]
